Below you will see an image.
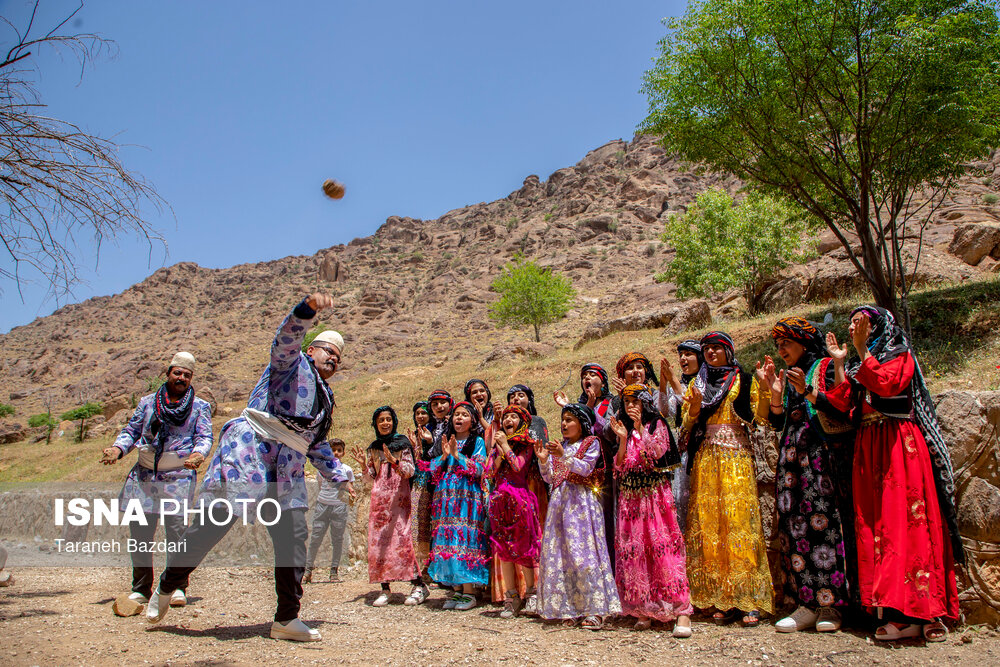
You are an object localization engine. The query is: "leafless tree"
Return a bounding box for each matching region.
[0,1,166,302]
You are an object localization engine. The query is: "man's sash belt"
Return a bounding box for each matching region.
[242,408,310,456]
[136,448,187,471]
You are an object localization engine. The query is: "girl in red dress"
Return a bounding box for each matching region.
[824,306,961,641]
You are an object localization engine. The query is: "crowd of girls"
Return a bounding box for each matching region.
[350,305,960,641]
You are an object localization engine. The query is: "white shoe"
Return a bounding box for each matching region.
[404,586,429,606]
[672,620,693,638]
[453,593,477,611]
[169,589,187,607]
[145,588,171,624]
[270,618,321,642]
[127,592,149,604]
[815,607,842,632]
[775,606,818,632]
[522,592,538,616]
[372,592,390,607]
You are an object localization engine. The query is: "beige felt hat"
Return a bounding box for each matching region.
[169,351,196,372]
[311,330,345,353]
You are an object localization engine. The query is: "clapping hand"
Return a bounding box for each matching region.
[608,416,628,440]
[850,312,872,356]
[533,438,549,464]
[546,439,565,458]
[684,384,703,418]
[348,444,367,467]
[826,332,849,361]
[382,444,397,466]
[624,401,642,426]
[553,390,569,408]
[660,357,674,384]
[611,377,626,393]
[786,367,808,395]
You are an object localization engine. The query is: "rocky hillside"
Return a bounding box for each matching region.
[1,135,998,421]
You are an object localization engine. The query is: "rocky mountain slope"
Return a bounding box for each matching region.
[1,134,998,419]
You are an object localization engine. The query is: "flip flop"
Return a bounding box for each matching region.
[712,609,740,626]
[742,610,762,627]
[581,615,603,630]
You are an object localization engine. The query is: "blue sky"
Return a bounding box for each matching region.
[0,1,685,332]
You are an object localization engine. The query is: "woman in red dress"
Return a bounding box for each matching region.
[824,306,961,641]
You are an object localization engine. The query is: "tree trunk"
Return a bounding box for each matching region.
[533,323,540,343]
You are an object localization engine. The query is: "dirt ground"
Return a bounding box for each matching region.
[1,564,997,667]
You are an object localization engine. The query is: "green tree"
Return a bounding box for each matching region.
[60,402,103,442]
[641,0,1000,330]
[489,254,576,342]
[0,402,14,417]
[28,412,57,444]
[657,189,812,314]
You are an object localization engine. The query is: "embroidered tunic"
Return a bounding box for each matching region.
[114,395,214,513]
[538,436,621,620]
[614,423,693,621]
[427,436,490,586]
[199,300,348,518]
[681,373,774,613]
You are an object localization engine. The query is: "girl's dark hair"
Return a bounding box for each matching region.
[447,402,485,457]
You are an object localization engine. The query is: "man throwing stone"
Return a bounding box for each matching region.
[101,352,213,609]
[146,293,349,642]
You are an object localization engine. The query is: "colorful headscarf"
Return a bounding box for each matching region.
[506,384,537,416]
[561,403,596,437]
[448,401,485,457]
[464,378,494,422]
[771,316,827,370]
[618,383,663,434]
[848,305,963,564]
[427,389,454,412]
[499,404,533,443]
[615,352,659,386]
[579,363,611,403]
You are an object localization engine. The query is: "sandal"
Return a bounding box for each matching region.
[742,610,762,627]
[712,609,740,625]
[923,620,948,643]
[875,622,921,641]
[581,615,603,630]
[633,617,652,631]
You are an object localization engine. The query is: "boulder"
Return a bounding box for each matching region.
[949,223,1000,266]
[759,277,805,313]
[576,301,709,349]
[0,422,26,445]
[480,342,556,366]
[196,386,218,416]
[318,254,347,282]
[663,299,711,335]
[804,259,865,302]
[102,395,130,419]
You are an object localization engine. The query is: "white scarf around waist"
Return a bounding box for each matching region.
[241,407,311,456]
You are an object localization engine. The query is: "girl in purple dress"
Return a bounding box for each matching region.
[537,403,621,629]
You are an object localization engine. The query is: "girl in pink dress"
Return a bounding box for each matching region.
[486,404,543,618]
[608,384,693,636]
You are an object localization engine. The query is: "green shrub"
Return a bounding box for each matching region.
[0,403,14,418]
[983,193,999,204]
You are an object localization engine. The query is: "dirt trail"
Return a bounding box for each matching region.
[1,565,997,666]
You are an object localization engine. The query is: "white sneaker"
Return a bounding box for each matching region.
[270,618,321,642]
[453,593,477,611]
[775,606,818,633]
[145,588,171,624]
[372,592,390,607]
[127,592,149,604]
[522,589,538,616]
[815,607,842,632]
[404,586,429,606]
[442,591,458,610]
[169,589,187,607]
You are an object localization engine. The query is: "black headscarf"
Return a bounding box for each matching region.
[849,305,964,564]
[676,340,704,386]
[368,405,411,451]
[426,390,454,458]
[579,363,611,403]
[464,378,494,423]
[506,384,537,415]
[694,331,740,412]
[561,403,595,439]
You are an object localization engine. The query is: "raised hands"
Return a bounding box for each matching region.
[533,438,549,464]
[758,355,785,397]
[684,384,703,419]
[546,439,565,458]
[381,444,397,466]
[624,401,642,426]
[611,376,626,393]
[305,292,335,312]
[608,415,628,440]
[785,367,808,395]
[850,312,872,356]
[826,331,849,361]
[492,400,505,417]
[553,390,569,408]
[348,444,368,468]
[493,429,509,453]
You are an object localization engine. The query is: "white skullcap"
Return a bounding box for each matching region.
[311,330,344,353]
[170,351,196,372]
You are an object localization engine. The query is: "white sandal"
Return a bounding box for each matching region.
[923,620,948,642]
[581,615,603,630]
[875,622,921,641]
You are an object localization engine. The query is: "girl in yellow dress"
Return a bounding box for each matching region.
[680,331,773,626]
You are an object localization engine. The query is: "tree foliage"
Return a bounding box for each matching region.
[0,2,167,301]
[657,188,812,314]
[489,254,576,342]
[641,0,1000,329]
[28,411,57,443]
[60,401,102,442]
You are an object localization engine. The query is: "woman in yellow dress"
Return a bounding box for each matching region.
[680,331,773,626]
